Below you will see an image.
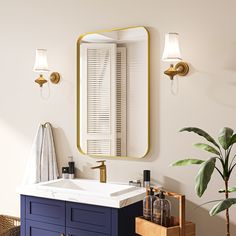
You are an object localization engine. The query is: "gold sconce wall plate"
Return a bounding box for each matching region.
[175,62,189,76]
[50,72,61,84]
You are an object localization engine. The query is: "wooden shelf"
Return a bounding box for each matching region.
[135,188,195,236]
[135,217,195,236]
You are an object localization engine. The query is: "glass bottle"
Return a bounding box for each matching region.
[143,187,157,221]
[153,191,171,227]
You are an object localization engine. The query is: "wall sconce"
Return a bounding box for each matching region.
[162,33,189,80]
[33,49,60,87]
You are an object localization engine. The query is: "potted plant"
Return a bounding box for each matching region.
[172,127,236,236]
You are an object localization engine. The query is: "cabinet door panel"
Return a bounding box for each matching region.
[26,220,65,236]
[26,196,65,225]
[66,202,111,234]
[67,227,109,236]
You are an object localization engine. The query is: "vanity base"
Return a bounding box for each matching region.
[21,195,142,236]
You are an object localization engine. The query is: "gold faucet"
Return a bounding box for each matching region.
[91,160,107,183]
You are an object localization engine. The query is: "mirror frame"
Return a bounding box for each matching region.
[77,26,150,159]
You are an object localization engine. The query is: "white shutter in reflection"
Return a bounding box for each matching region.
[116,47,127,156]
[87,48,111,134]
[80,43,117,156]
[80,43,127,156]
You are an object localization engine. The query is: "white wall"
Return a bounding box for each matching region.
[0,0,236,235]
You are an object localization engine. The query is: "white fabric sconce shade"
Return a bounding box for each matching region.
[33,49,50,73]
[162,33,182,62]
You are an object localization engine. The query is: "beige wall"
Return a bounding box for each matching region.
[0,0,236,235]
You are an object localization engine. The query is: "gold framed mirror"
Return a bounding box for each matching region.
[77,26,150,159]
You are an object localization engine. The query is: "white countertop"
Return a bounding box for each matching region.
[17,178,146,208]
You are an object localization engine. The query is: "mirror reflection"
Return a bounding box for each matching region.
[77,26,149,158]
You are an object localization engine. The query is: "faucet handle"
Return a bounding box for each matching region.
[96,160,106,165]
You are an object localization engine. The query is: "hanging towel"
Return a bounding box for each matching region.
[22,123,59,185]
[40,123,59,182]
[22,124,44,185]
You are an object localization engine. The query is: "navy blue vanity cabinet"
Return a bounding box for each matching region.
[21,195,142,236]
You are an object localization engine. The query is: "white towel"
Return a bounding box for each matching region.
[41,123,59,182]
[22,123,59,185]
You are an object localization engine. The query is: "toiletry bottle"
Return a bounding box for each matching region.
[143,187,157,221]
[143,170,151,188]
[62,167,69,179]
[153,191,171,227]
[68,156,75,179]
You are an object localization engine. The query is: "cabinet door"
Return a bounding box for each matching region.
[66,227,109,236]
[26,220,65,236]
[66,202,111,234]
[26,196,65,225]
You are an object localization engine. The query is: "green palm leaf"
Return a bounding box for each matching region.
[230,134,236,146]
[218,127,234,150]
[194,143,220,155]
[195,157,216,197]
[171,159,205,166]
[210,198,236,216]
[180,127,220,150]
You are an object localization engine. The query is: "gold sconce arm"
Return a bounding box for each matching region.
[34,72,61,87]
[164,62,189,80]
[35,74,48,87]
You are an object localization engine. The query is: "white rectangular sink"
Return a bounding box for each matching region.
[39,179,138,197]
[17,178,146,208]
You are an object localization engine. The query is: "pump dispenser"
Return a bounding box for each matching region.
[143,170,151,188]
[153,191,171,227]
[68,156,75,179]
[143,187,157,221]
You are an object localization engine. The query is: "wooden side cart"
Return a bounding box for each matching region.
[135,189,195,236]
